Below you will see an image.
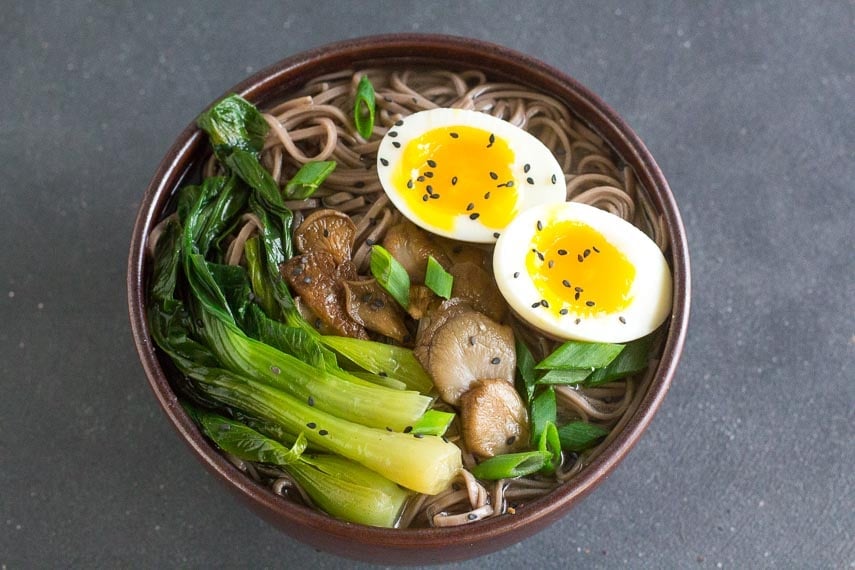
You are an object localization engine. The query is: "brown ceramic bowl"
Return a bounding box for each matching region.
[127,34,690,564]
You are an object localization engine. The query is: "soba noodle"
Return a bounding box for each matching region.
[194,68,668,527]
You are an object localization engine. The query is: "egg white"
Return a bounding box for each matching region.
[493,202,672,343]
[376,108,566,243]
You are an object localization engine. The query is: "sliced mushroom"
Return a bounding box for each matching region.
[449,262,509,323]
[381,221,450,283]
[293,209,357,266]
[342,279,410,343]
[459,379,530,458]
[406,284,439,320]
[294,296,336,335]
[435,236,491,270]
[414,300,516,406]
[281,251,368,339]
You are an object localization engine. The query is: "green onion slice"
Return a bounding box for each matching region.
[530,387,556,445]
[535,340,625,370]
[370,245,410,309]
[353,75,376,139]
[470,451,550,480]
[411,410,455,437]
[536,368,592,386]
[557,421,609,452]
[585,335,653,386]
[284,160,336,199]
[424,256,453,299]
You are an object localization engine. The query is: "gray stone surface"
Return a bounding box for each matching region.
[1,1,852,567]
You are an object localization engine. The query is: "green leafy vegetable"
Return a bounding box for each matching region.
[535,340,625,370]
[370,245,411,309]
[471,451,550,480]
[424,255,453,299]
[353,75,376,139]
[319,335,434,393]
[196,94,269,158]
[284,161,336,199]
[557,421,609,452]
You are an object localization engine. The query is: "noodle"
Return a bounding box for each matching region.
[201,67,669,528]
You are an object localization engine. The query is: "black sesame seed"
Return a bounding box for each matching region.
[414,433,424,439]
[427,159,437,168]
[526,177,534,185]
[430,193,440,199]
[562,280,571,287]
[575,318,581,324]
[417,176,425,182]
[361,293,373,303]
[469,336,476,346]
[406,179,413,189]
[548,260,555,269]
[307,422,317,429]
[524,163,531,173]
[469,213,480,220]
[575,287,583,292]
[392,141,401,148]
[488,133,495,147]
[536,250,545,261]
[491,357,501,365]
[451,176,458,185]
[270,366,281,375]
[513,271,520,278]
[506,180,514,187]
[489,171,498,180]
[551,173,557,184]
[307,396,315,406]
[586,301,595,307]
[378,371,388,377]
[493,232,501,238]
[291,266,303,276]
[541,299,549,308]
[575,292,581,300]
[388,131,398,137]
[366,238,376,246]
[450,132,459,138]
[583,249,591,257]
[386,426,393,431]
[380,158,389,166]
[619,316,627,324]
[442,436,449,443]
[426,185,434,194]
[593,246,601,253]
[558,249,567,255]
[466,202,475,211]
[314,318,322,329]
[506,435,516,445]
[467,513,478,521]
[322,228,329,237]
[403,426,413,433]
[371,298,385,309]
[394,119,404,126]
[422,194,429,201]
[303,276,313,284]
[484,191,491,199]
[531,301,541,308]
[537,220,543,231]
[424,171,434,178]
[578,254,584,262]
[318,429,328,436]
[559,308,569,315]
[411,97,418,103]
[354,180,366,188]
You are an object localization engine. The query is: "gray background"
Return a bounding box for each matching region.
[1,1,852,568]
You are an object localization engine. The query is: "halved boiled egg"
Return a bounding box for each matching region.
[493,202,672,343]
[376,108,566,243]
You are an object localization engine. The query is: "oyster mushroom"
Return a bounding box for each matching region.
[342,278,410,343]
[406,284,440,321]
[294,209,357,265]
[381,221,450,283]
[281,251,367,339]
[414,300,515,406]
[449,261,509,323]
[459,379,530,457]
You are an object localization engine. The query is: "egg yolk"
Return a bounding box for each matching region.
[391,125,518,231]
[525,219,636,318]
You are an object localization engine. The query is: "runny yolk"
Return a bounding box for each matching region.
[525,219,636,317]
[391,125,518,231]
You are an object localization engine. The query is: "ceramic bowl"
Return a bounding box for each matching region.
[127,34,690,564]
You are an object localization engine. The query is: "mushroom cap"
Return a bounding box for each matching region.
[414,299,516,406]
[342,278,410,343]
[381,221,450,284]
[281,251,367,339]
[459,378,530,458]
[294,209,357,266]
[449,261,509,323]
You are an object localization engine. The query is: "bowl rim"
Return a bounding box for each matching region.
[127,33,690,561]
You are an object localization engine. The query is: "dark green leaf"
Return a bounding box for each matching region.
[224,149,283,206]
[244,304,331,370]
[284,161,336,199]
[197,94,269,158]
[353,75,376,139]
[557,421,609,452]
[535,340,625,370]
[424,256,453,299]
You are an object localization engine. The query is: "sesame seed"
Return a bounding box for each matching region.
[414,433,424,438]
[551,174,557,184]
[577,254,584,262]
[488,133,495,147]
[559,308,569,315]
[451,176,458,185]
[575,318,581,324]
[583,249,591,257]
[575,292,581,300]
[394,119,404,126]
[536,250,545,261]
[619,316,627,324]
[450,132,459,138]
[524,163,531,173]
[531,301,541,308]
[291,266,303,276]
[426,185,434,194]
[586,301,595,307]
[541,299,549,308]
[422,195,429,201]
[526,177,534,185]
[355,181,366,188]
[469,336,476,346]
[489,171,498,180]
[593,246,601,253]
[469,213,480,220]
[491,357,501,364]
[506,435,516,445]
[558,249,567,255]
[386,426,393,431]
[424,171,434,178]
[417,176,425,182]
[307,396,315,406]
[303,276,313,284]
[430,193,440,199]
[575,287,583,292]
[307,422,316,429]
[403,426,413,433]
[493,232,500,238]
[427,159,437,168]
[392,141,401,148]
[270,366,281,375]
[380,158,389,166]
[411,97,418,103]
[468,513,478,520]
[314,318,322,329]
[406,179,413,189]
[452,246,463,254]
[371,298,385,309]
[388,131,398,137]
[513,271,520,278]
[536,220,543,231]
[319,429,328,436]
[378,371,388,377]
[506,180,514,187]
[562,280,571,288]
[484,191,491,199]
[548,260,554,268]
[361,293,372,303]
[466,202,475,211]
[322,228,329,237]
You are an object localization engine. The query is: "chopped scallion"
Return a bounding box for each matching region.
[536,368,592,385]
[557,421,609,452]
[284,160,336,199]
[353,75,376,139]
[424,256,453,299]
[370,245,410,309]
[470,450,550,480]
[535,339,625,370]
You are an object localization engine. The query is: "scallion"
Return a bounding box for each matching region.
[370,245,410,309]
[557,421,609,452]
[424,255,453,299]
[284,160,336,199]
[536,368,592,386]
[470,451,550,480]
[530,387,556,445]
[353,75,376,139]
[535,339,625,370]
